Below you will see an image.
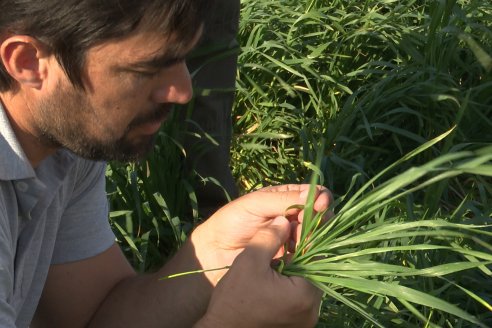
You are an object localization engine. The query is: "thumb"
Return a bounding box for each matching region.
[240,216,290,264]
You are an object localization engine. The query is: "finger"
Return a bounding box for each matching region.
[313,188,333,213]
[298,185,332,214]
[295,188,332,223]
[243,185,331,218]
[286,221,304,254]
[240,216,290,264]
[259,184,311,193]
[241,189,308,218]
[288,221,299,252]
[262,184,331,206]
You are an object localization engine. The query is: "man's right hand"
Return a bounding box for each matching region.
[195,215,322,328]
[190,184,332,286]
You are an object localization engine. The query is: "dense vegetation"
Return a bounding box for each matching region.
[107,0,492,326]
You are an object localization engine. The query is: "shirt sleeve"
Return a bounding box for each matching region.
[51,160,116,264]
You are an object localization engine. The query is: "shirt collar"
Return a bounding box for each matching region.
[0,102,79,220]
[0,102,36,181]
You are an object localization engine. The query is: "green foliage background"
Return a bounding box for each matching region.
[106,0,492,326]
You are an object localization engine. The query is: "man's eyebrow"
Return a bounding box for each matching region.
[132,53,187,69]
[113,51,188,73]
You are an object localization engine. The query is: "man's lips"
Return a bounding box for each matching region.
[131,105,172,135]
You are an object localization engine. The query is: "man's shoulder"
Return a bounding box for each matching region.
[69,153,107,180]
[38,150,107,197]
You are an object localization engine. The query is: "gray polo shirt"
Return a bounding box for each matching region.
[0,104,115,327]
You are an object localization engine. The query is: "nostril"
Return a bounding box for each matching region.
[152,64,193,104]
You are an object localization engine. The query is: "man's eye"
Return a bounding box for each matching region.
[136,70,159,78]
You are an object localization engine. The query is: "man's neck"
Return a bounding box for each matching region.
[0,93,57,168]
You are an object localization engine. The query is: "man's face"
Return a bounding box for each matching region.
[33,28,201,162]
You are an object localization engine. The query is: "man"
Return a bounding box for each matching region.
[0,0,331,327]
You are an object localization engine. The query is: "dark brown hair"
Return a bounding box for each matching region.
[0,0,210,91]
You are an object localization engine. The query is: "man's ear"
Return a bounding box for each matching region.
[0,35,51,90]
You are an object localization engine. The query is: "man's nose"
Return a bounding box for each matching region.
[152,62,193,104]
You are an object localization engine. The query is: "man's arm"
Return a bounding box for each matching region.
[33,184,330,328]
[33,239,214,328]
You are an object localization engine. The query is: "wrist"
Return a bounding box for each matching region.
[189,223,228,286]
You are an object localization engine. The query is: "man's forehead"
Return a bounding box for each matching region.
[128,27,204,70]
[154,25,204,58]
[90,25,203,63]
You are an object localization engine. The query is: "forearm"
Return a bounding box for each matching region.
[88,234,214,328]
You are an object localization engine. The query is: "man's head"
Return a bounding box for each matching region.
[0,0,209,162]
[0,0,208,91]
